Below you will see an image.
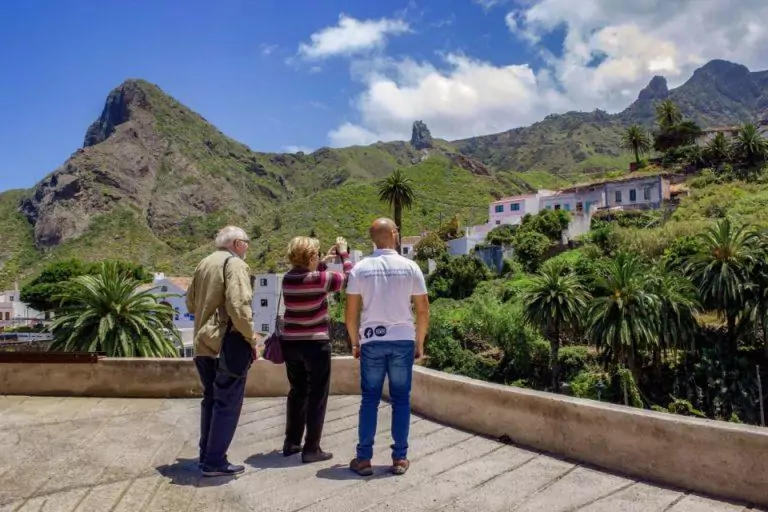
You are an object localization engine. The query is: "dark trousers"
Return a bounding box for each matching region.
[195,334,251,468]
[283,340,332,453]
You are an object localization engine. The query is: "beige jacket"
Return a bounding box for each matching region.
[186,250,255,357]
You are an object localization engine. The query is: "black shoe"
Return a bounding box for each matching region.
[302,450,333,464]
[283,443,302,457]
[201,463,245,477]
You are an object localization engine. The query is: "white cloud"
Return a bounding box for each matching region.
[298,14,410,59]
[473,0,509,10]
[328,0,768,146]
[283,145,314,154]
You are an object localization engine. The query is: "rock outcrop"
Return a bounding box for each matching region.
[410,120,433,150]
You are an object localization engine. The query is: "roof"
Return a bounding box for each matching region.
[137,276,192,293]
[562,172,669,193]
[0,395,743,511]
[401,236,422,245]
[491,193,537,204]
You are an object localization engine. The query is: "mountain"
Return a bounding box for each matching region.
[453,59,768,175]
[0,81,516,286]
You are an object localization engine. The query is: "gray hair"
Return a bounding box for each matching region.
[215,226,249,249]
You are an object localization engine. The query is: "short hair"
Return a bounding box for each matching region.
[286,236,320,268]
[215,226,249,249]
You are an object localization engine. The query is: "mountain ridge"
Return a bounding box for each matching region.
[1,58,768,285]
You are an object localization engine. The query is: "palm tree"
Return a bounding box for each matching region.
[730,123,768,167]
[651,259,700,359]
[378,168,415,253]
[50,262,179,357]
[587,253,660,379]
[523,263,591,391]
[704,132,731,165]
[655,99,682,130]
[621,125,652,165]
[686,218,758,347]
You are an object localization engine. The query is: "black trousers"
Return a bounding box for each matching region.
[194,331,253,468]
[283,340,332,453]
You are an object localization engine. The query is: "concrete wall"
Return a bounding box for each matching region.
[1,358,766,506]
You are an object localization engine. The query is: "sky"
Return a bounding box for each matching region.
[2,0,768,191]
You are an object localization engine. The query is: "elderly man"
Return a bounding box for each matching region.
[345,218,430,476]
[186,225,257,477]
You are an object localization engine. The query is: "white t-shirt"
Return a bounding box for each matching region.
[346,249,428,344]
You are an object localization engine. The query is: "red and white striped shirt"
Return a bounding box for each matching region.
[281,253,352,341]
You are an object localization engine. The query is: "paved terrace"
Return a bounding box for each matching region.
[0,396,759,512]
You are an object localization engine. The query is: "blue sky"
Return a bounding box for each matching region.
[1,0,766,191]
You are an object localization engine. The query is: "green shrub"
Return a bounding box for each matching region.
[568,367,614,401]
[557,346,594,382]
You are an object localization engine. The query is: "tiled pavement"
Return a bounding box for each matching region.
[0,396,762,512]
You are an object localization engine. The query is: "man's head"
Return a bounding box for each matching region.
[215,226,250,259]
[369,217,399,250]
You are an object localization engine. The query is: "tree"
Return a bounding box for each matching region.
[650,260,699,358]
[522,263,591,391]
[414,231,447,261]
[519,209,571,241]
[687,218,758,346]
[438,214,462,241]
[427,255,493,300]
[49,262,179,357]
[704,132,731,166]
[378,168,416,252]
[730,123,768,168]
[587,252,660,379]
[621,125,652,165]
[486,224,516,247]
[513,231,551,272]
[21,259,151,312]
[655,99,682,130]
[654,121,703,153]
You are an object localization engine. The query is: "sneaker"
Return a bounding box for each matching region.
[282,443,302,457]
[302,449,333,464]
[349,458,373,476]
[201,463,245,477]
[391,459,410,475]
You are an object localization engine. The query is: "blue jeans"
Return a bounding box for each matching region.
[356,340,415,461]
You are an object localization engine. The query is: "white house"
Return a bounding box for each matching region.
[400,236,422,259]
[252,272,284,335]
[0,286,45,328]
[489,190,554,227]
[138,273,194,329]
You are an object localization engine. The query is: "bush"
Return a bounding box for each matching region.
[513,231,551,272]
[568,367,615,401]
[427,255,493,300]
[557,346,594,382]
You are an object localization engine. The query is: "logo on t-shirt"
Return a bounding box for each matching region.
[364,327,374,339]
[374,325,387,337]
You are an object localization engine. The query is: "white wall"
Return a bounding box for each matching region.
[252,273,284,335]
[149,280,194,328]
[605,177,663,208]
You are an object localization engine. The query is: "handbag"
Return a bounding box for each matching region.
[263,288,285,364]
[218,256,254,377]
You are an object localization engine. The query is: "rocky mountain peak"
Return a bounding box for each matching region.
[692,59,750,82]
[637,75,669,102]
[83,80,152,147]
[410,120,433,150]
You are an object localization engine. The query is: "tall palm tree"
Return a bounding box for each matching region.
[655,99,682,130]
[50,262,179,357]
[522,263,591,391]
[587,253,660,379]
[651,259,700,359]
[730,123,768,167]
[686,218,758,347]
[621,125,652,165]
[705,132,731,165]
[378,168,415,253]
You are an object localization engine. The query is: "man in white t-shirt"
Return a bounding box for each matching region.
[345,217,430,476]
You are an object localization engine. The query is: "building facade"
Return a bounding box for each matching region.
[139,274,194,329]
[489,191,554,226]
[0,288,45,328]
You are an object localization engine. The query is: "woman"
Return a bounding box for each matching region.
[280,235,352,463]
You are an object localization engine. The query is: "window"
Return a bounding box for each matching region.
[494,204,504,213]
[160,286,168,292]
[644,187,651,200]
[260,298,268,308]
[261,323,270,332]
[629,189,637,202]
[554,204,561,210]
[545,205,552,210]
[495,220,501,225]
[4,312,8,320]
[564,203,571,211]
[259,278,268,287]
[402,247,410,255]
[510,203,521,212]
[576,202,583,213]
[615,191,622,203]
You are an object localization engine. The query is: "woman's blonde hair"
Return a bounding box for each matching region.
[286,236,321,268]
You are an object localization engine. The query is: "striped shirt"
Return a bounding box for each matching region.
[281,253,352,341]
